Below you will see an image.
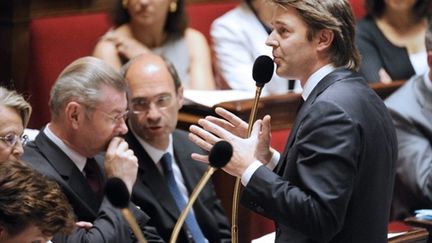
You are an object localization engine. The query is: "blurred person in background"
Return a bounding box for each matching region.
[93,0,215,90]
[211,0,301,94]
[386,19,432,220]
[356,0,431,83]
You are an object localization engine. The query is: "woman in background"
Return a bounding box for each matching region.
[93,0,215,90]
[356,0,431,83]
[0,87,32,162]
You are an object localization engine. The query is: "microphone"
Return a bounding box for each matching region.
[232,55,274,243]
[105,177,147,243]
[169,140,233,243]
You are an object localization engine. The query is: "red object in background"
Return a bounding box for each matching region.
[27,13,111,129]
[389,221,415,233]
[349,0,366,19]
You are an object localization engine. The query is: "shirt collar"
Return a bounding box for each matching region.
[130,128,174,165]
[302,64,336,101]
[43,124,87,172]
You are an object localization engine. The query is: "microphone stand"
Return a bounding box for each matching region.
[121,208,148,243]
[169,140,232,243]
[169,167,217,243]
[231,85,263,243]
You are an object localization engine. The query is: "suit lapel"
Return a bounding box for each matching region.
[34,131,101,214]
[125,131,181,219]
[275,68,354,174]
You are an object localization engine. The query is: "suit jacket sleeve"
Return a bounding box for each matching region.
[389,105,432,203]
[241,101,361,241]
[52,199,164,243]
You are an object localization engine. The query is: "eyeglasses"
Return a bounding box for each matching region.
[99,110,129,124]
[131,94,173,113]
[0,133,29,147]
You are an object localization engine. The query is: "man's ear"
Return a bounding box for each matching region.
[176,86,184,110]
[316,29,334,51]
[64,101,84,129]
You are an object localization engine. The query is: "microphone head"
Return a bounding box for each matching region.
[208,140,233,168]
[105,177,130,208]
[252,55,274,88]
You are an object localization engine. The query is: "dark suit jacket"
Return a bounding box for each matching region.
[386,74,432,220]
[241,68,398,243]
[125,129,231,243]
[23,131,164,243]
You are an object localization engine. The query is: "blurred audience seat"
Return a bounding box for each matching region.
[27,12,111,129]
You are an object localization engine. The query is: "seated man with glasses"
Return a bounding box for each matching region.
[122,53,231,243]
[22,56,163,242]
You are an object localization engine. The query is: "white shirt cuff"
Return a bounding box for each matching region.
[241,161,264,186]
[240,151,281,186]
[266,150,280,170]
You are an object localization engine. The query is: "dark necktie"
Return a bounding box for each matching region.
[84,158,103,199]
[160,153,206,243]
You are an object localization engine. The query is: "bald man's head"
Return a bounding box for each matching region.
[121,53,184,149]
[122,54,181,91]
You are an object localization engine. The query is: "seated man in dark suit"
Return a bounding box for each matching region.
[121,53,231,243]
[23,56,163,242]
[386,20,432,220]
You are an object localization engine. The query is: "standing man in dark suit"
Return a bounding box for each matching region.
[386,20,432,220]
[189,0,397,242]
[122,53,231,243]
[23,56,163,242]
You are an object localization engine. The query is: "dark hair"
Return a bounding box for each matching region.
[0,160,75,238]
[365,0,432,18]
[111,0,188,39]
[271,0,360,70]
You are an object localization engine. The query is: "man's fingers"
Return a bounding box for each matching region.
[251,119,263,138]
[189,126,218,151]
[190,124,221,144]
[206,116,235,130]
[76,221,94,230]
[191,153,209,164]
[106,137,123,155]
[215,107,246,127]
[197,118,233,141]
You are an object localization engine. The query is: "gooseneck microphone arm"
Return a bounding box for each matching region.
[231,55,274,243]
[105,177,148,243]
[170,141,233,243]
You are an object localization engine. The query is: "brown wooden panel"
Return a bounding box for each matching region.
[178,81,406,131]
